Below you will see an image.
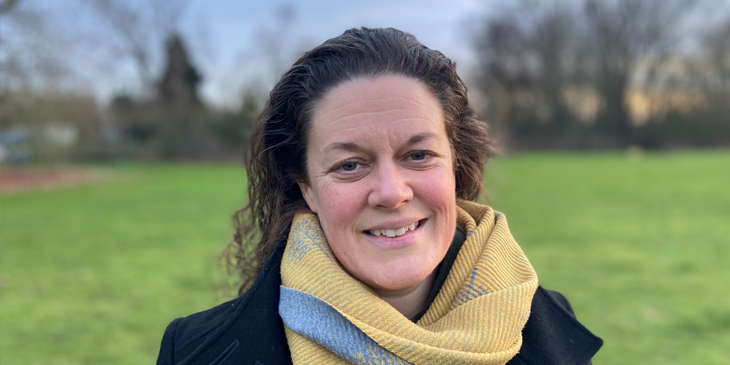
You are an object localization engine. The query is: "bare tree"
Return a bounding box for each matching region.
[0,0,74,92]
[1,0,94,132]
[472,0,585,149]
[228,4,310,103]
[700,18,730,104]
[0,0,19,15]
[83,0,189,95]
[583,0,694,146]
[472,0,703,149]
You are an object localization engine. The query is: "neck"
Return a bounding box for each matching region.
[373,271,436,320]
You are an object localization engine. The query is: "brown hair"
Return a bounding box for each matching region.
[226,27,495,295]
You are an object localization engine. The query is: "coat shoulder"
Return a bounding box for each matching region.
[157,296,243,365]
[156,238,291,365]
[508,286,603,365]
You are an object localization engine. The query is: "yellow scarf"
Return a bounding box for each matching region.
[279,200,538,364]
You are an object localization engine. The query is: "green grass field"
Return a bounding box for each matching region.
[1,151,729,364]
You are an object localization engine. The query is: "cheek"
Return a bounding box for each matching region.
[320,189,356,221]
[316,184,366,241]
[417,168,457,242]
[419,167,457,204]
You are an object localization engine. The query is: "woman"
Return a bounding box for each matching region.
[157,27,602,364]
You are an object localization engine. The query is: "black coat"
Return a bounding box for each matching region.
[157,240,603,364]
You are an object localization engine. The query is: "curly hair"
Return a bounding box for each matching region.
[225,27,496,295]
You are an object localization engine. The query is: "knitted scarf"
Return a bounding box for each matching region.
[279,200,538,364]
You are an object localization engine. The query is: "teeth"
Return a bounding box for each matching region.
[369,220,420,237]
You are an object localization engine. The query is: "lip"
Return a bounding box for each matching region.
[363,219,427,250]
[365,218,423,232]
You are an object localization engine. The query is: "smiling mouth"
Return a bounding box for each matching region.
[367,220,423,238]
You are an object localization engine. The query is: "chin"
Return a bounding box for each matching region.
[368,266,433,292]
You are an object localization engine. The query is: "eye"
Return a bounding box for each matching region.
[330,158,368,179]
[409,152,428,161]
[340,161,360,172]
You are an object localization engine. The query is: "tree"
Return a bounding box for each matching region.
[472,0,702,149]
[109,33,209,159]
[582,0,693,146]
[83,0,189,95]
[472,1,585,149]
[209,88,262,159]
[158,34,203,109]
[0,0,78,93]
[699,17,730,105]
[155,33,206,158]
[0,0,104,162]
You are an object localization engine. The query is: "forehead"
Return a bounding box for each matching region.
[308,75,445,145]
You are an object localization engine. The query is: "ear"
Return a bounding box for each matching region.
[298,181,319,214]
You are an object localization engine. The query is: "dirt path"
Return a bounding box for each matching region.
[0,168,99,193]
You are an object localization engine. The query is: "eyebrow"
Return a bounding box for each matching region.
[407,132,439,145]
[323,141,361,152]
[322,132,439,152]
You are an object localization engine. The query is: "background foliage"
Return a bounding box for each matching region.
[1,0,729,164]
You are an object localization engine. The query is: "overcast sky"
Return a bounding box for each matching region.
[5,0,729,109]
[180,0,488,107]
[7,0,489,108]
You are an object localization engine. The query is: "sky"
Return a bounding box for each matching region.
[5,0,490,109]
[5,0,729,110]
[177,0,489,108]
[188,0,485,106]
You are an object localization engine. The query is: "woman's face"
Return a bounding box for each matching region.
[299,75,457,292]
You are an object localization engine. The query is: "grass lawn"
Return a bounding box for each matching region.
[1,150,729,364]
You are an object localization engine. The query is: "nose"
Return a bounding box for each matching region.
[368,161,413,209]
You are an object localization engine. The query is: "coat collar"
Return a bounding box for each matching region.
[188,239,601,364]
